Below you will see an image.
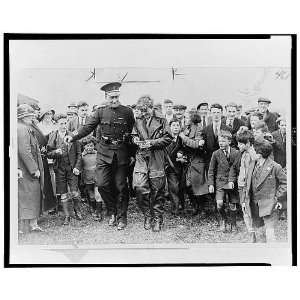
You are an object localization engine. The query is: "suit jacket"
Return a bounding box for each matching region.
[222,117,245,135]
[207,147,240,189]
[272,130,286,168]
[202,123,233,164]
[67,115,93,133]
[245,157,287,217]
[47,130,82,172]
[264,110,279,133]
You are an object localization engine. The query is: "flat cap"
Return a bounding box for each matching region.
[258,97,271,104]
[173,104,187,110]
[68,101,78,108]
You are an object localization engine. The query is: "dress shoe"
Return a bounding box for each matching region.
[144,217,152,230]
[117,220,127,230]
[108,215,117,226]
[63,216,71,225]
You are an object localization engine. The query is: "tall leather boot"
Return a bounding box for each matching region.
[61,200,71,225]
[94,202,103,222]
[73,197,83,220]
[152,190,164,232]
[136,190,152,230]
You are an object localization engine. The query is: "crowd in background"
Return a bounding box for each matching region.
[17,93,287,242]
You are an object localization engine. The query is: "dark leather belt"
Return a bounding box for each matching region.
[101,136,124,145]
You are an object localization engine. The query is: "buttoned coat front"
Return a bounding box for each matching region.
[245,157,287,217]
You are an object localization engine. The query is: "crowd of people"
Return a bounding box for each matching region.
[17,82,288,243]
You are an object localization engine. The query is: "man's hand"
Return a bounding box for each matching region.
[33,170,40,178]
[179,132,186,139]
[275,202,282,210]
[133,136,140,145]
[209,185,214,194]
[55,148,63,155]
[139,140,152,149]
[73,168,80,176]
[198,140,205,147]
[129,157,135,167]
[228,182,234,189]
[64,135,73,144]
[17,169,23,179]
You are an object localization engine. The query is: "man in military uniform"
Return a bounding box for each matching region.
[65,82,135,230]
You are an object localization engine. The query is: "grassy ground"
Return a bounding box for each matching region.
[19,198,288,245]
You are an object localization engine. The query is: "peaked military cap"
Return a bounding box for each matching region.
[101,82,122,94]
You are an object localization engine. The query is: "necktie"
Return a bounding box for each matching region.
[202,116,206,128]
[214,123,219,137]
[81,117,84,125]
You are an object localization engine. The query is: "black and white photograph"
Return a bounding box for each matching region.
[5,34,296,265]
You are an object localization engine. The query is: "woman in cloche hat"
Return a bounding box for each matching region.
[17,104,45,233]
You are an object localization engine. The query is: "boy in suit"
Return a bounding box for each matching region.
[80,135,104,221]
[208,130,240,232]
[47,114,83,225]
[245,139,287,242]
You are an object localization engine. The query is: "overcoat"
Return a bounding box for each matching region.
[181,123,208,196]
[272,130,286,168]
[18,122,44,220]
[31,122,56,212]
[133,112,172,179]
[245,157,287,217]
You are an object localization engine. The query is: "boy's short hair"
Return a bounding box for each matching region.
[225,102,238,110]
[77,101,89,108]
[196,102,208,110]
[218,130,232,141]
[81,135,97,146]
[250,111,264,120]
[254,139,273,158]
[236,128,254,145]
[254,120,269,132]
[210,103,223,112]
[169,118,181,126]
[55,113,68,122]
